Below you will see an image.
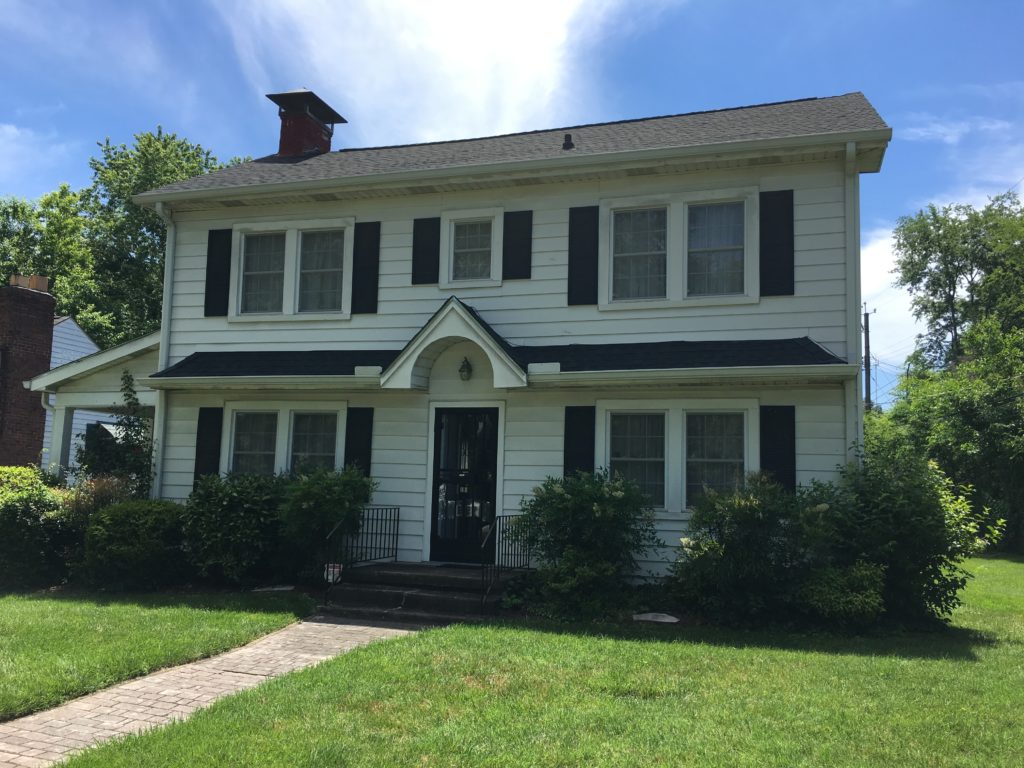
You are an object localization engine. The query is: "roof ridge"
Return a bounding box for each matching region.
[327,92,865,156]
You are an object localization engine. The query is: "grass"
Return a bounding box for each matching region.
[0,590,313,721]
[65,557,1023,767]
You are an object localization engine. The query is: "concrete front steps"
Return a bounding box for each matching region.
[323,563,512,625]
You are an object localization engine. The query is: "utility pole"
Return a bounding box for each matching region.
[863,304,875,411]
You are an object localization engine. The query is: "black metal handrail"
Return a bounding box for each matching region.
[324,505,400,590]
[481,514,532,610]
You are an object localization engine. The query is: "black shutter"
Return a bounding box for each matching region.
[759,405,796,492]
[502,210,533,280]
[568,206,599,305]
[193,407,224,485]
[759,190,794,296]
[351,221,380,314]
[412,217,441,285]
[563,405,596,476]
[203,229,232,317]
[344,407,374,476]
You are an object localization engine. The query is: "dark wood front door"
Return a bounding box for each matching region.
[430,408,498,564]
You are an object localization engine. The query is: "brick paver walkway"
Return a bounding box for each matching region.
[0,616,412,767]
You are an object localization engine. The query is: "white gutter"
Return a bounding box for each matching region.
[151,202,175,499]
[527,364,859,388]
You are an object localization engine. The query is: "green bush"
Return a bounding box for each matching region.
[669,426,1001,626]
[0,467,64,591]
[49,476,134,579]
[182,474,288,585]
[512,470,660,619]
[84,501,189,588]
[278,466,375,582]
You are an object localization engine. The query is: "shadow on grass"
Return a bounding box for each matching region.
[8,588,315,618]
[479,615,1000,662]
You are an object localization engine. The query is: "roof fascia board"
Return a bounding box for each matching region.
[134,128,893,209]
[28,331,161,392]
[141,374,383,391]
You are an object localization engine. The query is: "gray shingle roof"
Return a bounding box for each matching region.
[139,92,888,200]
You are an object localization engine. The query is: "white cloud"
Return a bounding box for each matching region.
[859,226,925,368]
[0,124,78,199]
[901,114,1011,146]
[212,0,665,147]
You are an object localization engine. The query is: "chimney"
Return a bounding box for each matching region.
[8,275,50,292]
[266,89,346,157]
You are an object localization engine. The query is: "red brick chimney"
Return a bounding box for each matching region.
[266,89,346,156]
[0,276,55,465]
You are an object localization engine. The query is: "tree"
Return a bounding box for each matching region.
[892,193,1023,366]
[83,128,233,347]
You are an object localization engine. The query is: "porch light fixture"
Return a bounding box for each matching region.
[458,357,473,381]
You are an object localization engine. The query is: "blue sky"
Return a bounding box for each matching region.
[2,0,1022,404]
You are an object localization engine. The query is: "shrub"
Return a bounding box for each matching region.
[278,466,375,582]
[0,467,64,590]
[49,476,134,579]
[512,470,660,619]
[669,428,1001,626]
[84,501,190,588]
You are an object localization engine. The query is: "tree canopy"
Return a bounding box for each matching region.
[0,128,237,347]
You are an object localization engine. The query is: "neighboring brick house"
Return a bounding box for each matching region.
[0,276,55,465]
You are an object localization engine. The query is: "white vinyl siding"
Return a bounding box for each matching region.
[241,233,285,313]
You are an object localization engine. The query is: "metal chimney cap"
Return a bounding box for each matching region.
[266,89,347,125]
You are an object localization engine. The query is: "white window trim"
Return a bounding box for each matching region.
[220,400,348,474]
[228,217,355,322]
[597,187,760,310]
[439,207,504,288]
[595,398,760,512]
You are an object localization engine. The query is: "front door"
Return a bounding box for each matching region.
[430,408,498,563]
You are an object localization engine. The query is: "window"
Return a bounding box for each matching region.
[598,188,758,308]
[222,402,347,475]
[452,221,493,281]
[231,412,278,475]
[597,399,756,512]
[241,233,286,313]
[687,202,744,296]
[609,413,665,506]
[298,230,344,312]
[612,208,667,300]
[439,208,503,287]
[685,413,745,502]
[290,412,338,470]
[231,217,354,319]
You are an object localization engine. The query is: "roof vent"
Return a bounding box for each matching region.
[266,89,347,157]
[562,132,575,150]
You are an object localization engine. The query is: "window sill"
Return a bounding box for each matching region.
[227,311,352,323]
[598,294,759,311]
[439,278,503,290]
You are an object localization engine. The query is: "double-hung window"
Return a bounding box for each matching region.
[224,402,347,475]
[232,217,354,319]
[439,208,503,287]
[612,208,668,300]
[599,399,756,511]
[599,189,758,307]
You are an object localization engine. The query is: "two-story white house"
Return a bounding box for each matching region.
[30,90,890,571]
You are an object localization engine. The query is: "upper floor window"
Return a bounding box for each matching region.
[687,202,744,297]
[439,208,503,288]
[612,208,667,300]
[230,217,354,320]
[598,188,758,308]
[452,220,493,281]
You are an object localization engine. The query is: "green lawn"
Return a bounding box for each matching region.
[0,591,312,721]
[66,557,1023,767]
